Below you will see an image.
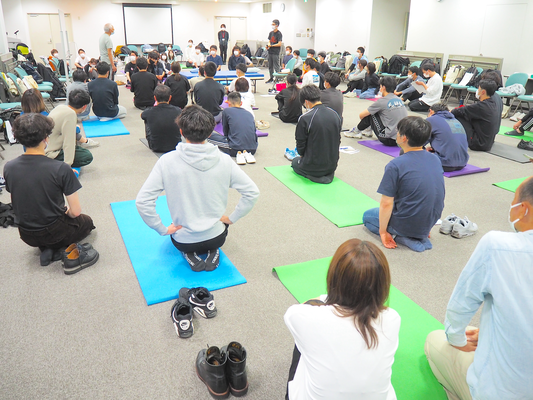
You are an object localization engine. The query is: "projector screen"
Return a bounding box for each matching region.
[123,4,174,45]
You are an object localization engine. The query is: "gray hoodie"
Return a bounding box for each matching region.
[136,142,259,243]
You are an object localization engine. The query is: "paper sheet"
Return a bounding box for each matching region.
[458,72,473,86]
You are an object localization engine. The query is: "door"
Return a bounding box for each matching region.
[214,16,247,51]
[27,13,74,60]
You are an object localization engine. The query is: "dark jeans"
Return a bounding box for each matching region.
[291,156,335,184]
[347,79,363,93]
[408,99,430,112]
[18,213,95,250]
[358,114,397,147]
[220,44,228,63]
[443,165,465,172]
[285,345,301,400]
[402,90,422,102]
[268,52,281,79]
[55,146,93,168]
[171,224,229,254]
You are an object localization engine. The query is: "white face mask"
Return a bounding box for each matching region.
[131,56,136,60]
[424,73,430,78]
[475,90,481,100]
[318,57,323,62]
[211,51,216,56]
[221,28,225,31]
[234,51,239,56]
[195,49,200,54]
[188,43,193,47]
[407,74,412,79]
[53,53,59,58]
[509,202,527,232]
[286,51,290,55]
[80,53,85,58]
[272,25,277,30]
[161,56,166,61]
[357,52,362,58]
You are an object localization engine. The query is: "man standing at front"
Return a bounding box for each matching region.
[265,19,282,84]
[99,23,116,80]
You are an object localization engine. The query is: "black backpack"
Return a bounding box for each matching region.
[157,43,166,54]
[463,66,479,86]
[21,62,43,84]
[420,58,441,75]
[388,55,409,75]
[198,43,208,53]
[241,44,251,58]
[254,48,263,57]
[120,46,131,55]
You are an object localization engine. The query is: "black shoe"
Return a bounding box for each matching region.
[179,287,217,319]
[517,139,533,151]
[221,342,248,397]
[505,130,524,136]
[265,79,273,83]
[182,251,206,272]
[40,248,54,266]
[63,246,99,275]
[204,249,220,271]
[63,243,93,260]
[196,346,229,399]
[171,298,194,338]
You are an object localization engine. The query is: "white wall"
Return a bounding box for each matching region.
[3,0,31,47]
[368,0,410,59]
[407,0,532,76]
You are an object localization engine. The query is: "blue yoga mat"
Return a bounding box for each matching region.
[111,196,247,305]
[82,117,130,138]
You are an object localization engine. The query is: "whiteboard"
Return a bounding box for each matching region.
[123,5,173,45]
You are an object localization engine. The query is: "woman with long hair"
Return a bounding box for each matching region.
[274,73,302,123]
[21,89,47,115]
[284,239,401,399]
[164,62,190,109]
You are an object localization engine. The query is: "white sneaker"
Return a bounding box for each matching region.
[344,128,362,139]
[80,138,100,148]
[236,151,246,165]
[242,150,256,164]
[451,217,478,239]
[344,92,357,98]
[362,127,373,137]
[510,112,522,122]
[439,214,458,235]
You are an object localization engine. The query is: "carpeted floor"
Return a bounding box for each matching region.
[0,65,527,399]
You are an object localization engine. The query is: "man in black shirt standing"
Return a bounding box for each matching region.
[266,19,283,83]
[218,24,229,64]
[292,85,341,184]
[194,61,225,123]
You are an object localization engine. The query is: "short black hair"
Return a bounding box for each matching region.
[72,70,87,82]
[236,63,247,74]
[300,84,321,104]
[367,62,376,75]
[408,66,420,76]
[379,76,396,93]
[478,79,497,96]
[148,51,159,60]
[78,48,85,54]
[293,50,300,56]
[96,62,110,75]
[307,49,316,56]
[324,71,340,88]
[154,85,171,102]
[429,103,449,113]
[304,58,319,70]
[177,105,215,143]
[69,88,91,109]
[235,77,249,92]
[421,63,435,72]
[518,177,533,204]
[13,113,54,148]
[198,66,205,77]
[220,24,226,28]
[130,51,138,57]
[287,73,298,86]
[210,45,218,51]
[318,51,326,58]
[359,59,367,68]
[357,47,365,54]
[227,91,241,105]
[136,57,148,70]
[204,61,217,78]
[481,71,502,87]
[272,19,280,26]
[397,116,431,147]
[286,46,292,51]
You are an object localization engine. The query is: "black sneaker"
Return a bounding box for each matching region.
[63,246,99,275]
[517,139,533,151]
[505,130,524,136]
[171,298,194,338]
[179,287,217,319]
[63,243,93,260]
[265,78,273,83]
[205,249,220,271]
[182,251,206,272]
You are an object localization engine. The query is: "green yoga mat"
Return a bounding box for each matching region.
[498,125,533,142]
[493,177,528,193]
[265,165,378,227]
[273,257,447,400]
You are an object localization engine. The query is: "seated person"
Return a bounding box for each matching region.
[186,45,205,69]
[87,62,127,121]
[84,58,99,81]
[66,70,92,122]
[136,105,260,272]
[160,52,171,75]
[284,239,400,400]
[124,51,139,88]
[189,65,205,93]
[345,77,407,144]
[130,57,159,110]
[425,177,533,400]
[193,61,225,123]
[343,59,367,95]
[234,78,255,118]
[48,49,60,71]
[141,85,182,153]
[147,51,165,81]
[451,79,502,152]
[317,51,331,75]
[292,85,341,184]
[345,46,368,77]
[301,58,320,87]
[408,63,443,112]
[3,113,98,270]
[362,116,445,252]
[320,72,343,121]
[164,62,191,109]
[74,49,89,70]
[46,89,94,168]
[206,45,223,71]
[506,107,533,147]
[228,63,251,93]
[184,40,195,64]
[306,49,316,60]
[208,92,258,157]
[426,103,469,171]
[228,46,246,71]
[358,62,379,99]
[21,88,48,116]
[292,50,304,77]
[240,48,254,67]
[283,46,293,68]
[394,65,425,102]
[274,73,302,123]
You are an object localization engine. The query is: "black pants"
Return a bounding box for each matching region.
[443,165,465,172]
[293,68,302,77]
[519,115,533,133]
[408,99,430,112]
[171,224,228,254]
[18,213,95,250]
[358,114,397,147]
[347,79,363,93]
[291,156,335,184]
[402,90,422,102]
[220,44,228,63]
[285,345,301,400]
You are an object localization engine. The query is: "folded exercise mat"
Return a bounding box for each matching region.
[493,177,528,193]
[443,164,490,178]
[213,121,268,137]
[265,165,378,227]
[488,142,533,163]
[273,257,447,400]
[111,197,246,305]
[82,117,130,138]
[139,138,164,158]
[497,125,533,142]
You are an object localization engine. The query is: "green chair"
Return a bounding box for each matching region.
[497,72,528,106]
[172,45,183,61]
[299,48,308,58]
[7,72,52,110]
[272,57,297,89]
[127,44,139,54]
[0,102,21,110]
[14,67,53,92]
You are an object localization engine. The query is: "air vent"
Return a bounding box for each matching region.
[263,3,272,13]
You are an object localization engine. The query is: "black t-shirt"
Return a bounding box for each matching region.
[131,71,159,108]
[193,78,225,116]
[3,155,81,229]
[164,74,191,109]
[87,77,119,117]
[268,30,283,54]
[275,87,302,123]
[124,62,139,79]
[141,104,182,153]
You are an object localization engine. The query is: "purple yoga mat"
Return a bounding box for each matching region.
[443,164,490,178]
[214,121,268,137]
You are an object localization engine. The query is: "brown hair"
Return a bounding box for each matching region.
[21,89,46,114]
[325,239,391,349]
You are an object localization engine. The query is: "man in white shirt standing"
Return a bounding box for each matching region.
[408,63,443,112]
[99,23,116,80]
[425,176,533,400]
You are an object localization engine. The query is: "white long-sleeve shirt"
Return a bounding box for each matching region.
[420,73,443,106]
